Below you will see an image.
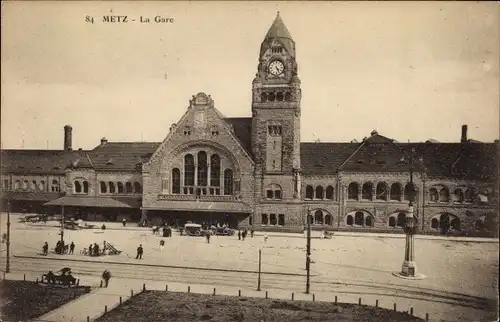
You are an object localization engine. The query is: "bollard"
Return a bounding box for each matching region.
[213,288,216,296]
[426,313,429,321]
[105,305,108,313]
[166,285,168,291]
[312,294,315,302]
[100,280,103,288]
[23,274,26,281]
[119,296,122,305]
[335,295,337,303]
[188,286,191,293]
[143,283,146,291]
[265,291,268,299]
[376,299,379,307]
[410,307,413,315]
[131,289,134,297]
[393,303,397,311]
[292,293,294,300]
[358,298,362,305]
[238,289,241,297]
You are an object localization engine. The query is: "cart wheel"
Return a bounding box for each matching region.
[195,231,201,236]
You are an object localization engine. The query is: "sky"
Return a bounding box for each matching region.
[1,1,499,150]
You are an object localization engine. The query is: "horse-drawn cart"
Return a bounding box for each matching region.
[41,267,78,286]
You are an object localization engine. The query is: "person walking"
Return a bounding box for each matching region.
[250,228,254,238]
[159,239,165,252]
[238,230,241,241]
[88,244,93,256]
[122,218,127,227]
[69,242,75,255]
[264,234,268,243]
[42,241,49,256]
[136,244,143,259]
[206,231,211,244]
[102,269,111,287]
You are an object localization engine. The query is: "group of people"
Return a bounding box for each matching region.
[86,241,108,256]
[237,228,254,241]
[52,240,75,255]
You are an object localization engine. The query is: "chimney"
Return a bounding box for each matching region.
[100,137,108,146]
[461,125,468,143]
[64,125,72,151]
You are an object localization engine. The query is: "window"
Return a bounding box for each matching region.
[429,188,438,202]
[39,180,45,191]
[172,168,181,194]
[268,92,275,102]
[210,154,221,187]
[268,124,282,136]
[261,92,268,102]
[376,183,387,200]
[249,216,253,226]
[117,182,124,194]
[453,189,464,203]
[197,151,208,186]
[266,184,282,200]
[362,183,373,200]
[109,182,115,193]
[305,185,314,199]
[184,154,195,186]
[325,214,332,226]
[100,181,107,194]
[397,213,406,227]
[326,186,334,200]
[285,92,292,101]
[134,182,142,194]
[22,180,28,190]
[450,218,461,230]
[431,218,439,229]
[211,126,219,136]
[31,180,37,190]
[354,212,364,225]
[389,217,396,227]
[464,189,474,203]
[346,215,353,226]
[314,210,323,224]
[3,179,8,190]
[278,214,285,226]
[51,180,59,192]
[270,214,277,226]
[83,181,89,193]
[14,180,20,190]
[183,126,191,135]
[365,216,373,227]
[261,213,268,225]
[315,186,324,199]
[390,183,401,201]
[74,181,82,193]
[125,182,133,193]
[223,169,233,195]
[348,183,359,200]
[439,188,449,203]
[276,92,284,101]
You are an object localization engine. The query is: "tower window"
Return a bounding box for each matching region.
[211,126,219,136]
[266,184,282,200]
[268,92,275,102]
[183,126,191,136]
[285,92,292,101]
[261,92,268,102]
[268,125,282,136]
[276,92,284,101]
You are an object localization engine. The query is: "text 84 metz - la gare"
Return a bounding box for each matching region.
[101,15,175,23]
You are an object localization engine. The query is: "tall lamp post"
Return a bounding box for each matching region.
[59,200,65,254]
[5,201,11,273]
[305,206,311,294]
[393,148,425,280]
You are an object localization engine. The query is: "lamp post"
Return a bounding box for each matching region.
[393,148,425,280]
[59,200,65,254]
[5,201,11,273]
[305,206,311,294]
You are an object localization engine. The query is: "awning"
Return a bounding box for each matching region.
[1,191,63,202]
[44,196,141,209]
[144,201,252,213]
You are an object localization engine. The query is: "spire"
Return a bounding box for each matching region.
[265,12,293,41]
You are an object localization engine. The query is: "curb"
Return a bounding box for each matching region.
[13,255,311,277]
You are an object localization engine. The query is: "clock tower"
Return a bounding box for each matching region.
[251,12,301,177]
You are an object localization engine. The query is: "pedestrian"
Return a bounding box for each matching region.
[88,244,93,256]
[159,239,165,252]
[102,269,111,287]
[238,230,241,240]
[69,242,75,254]
[206,232,211,244]
[250,228,254,238]
[136,244,143,259]
[42,241,48,256]
[94,243,100,256]
[242,229,246,241]
[264,234,268,243]
[122,218,127,227]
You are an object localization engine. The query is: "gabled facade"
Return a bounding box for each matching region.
[1,13,498,236]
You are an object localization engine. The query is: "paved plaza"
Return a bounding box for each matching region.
[1,213,498,321]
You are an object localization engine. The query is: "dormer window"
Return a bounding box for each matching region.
[184,126,191,136]
[211,126,219,136]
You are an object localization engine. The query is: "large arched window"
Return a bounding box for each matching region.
[223,169,233,195]
[376,182,387,200]
[390,183,401,201]
[125,182,133,193]
[109,182,115,194]
[74,181,82,193]
[51,179,60,192]
[325,214,333,226]
[117,182,124,194]
[83,181,89,193]
[326,186,334,200]
[314,210,323,224]
[100,181,107,194]
[362,183,373,200]
[197,151,208,187]
[134,182,142,194]
[172,168,181,194]
[184,154,195,186]
[315,186,324,199]
[305,185,314,199]
[346,215,353,226]
[348,183,359,200]
[439,188,450,203]
[210,154,221,187]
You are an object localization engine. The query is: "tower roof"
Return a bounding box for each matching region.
[265,12,293,41]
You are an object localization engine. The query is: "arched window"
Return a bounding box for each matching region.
[439,188,449,203]
[315,186,324,199]
[314,210,323,224]
[14,180,20,190]
[83,181,89,193]
[474,219,484,231]
[184,154,195,186]
[464,189,474,203]
[223,169,233,195]
[134,182,142,194]
[197,151,208,187]
[125,182,133,193]
[261,214,269,225]
[74,181,82,193]
[346,215,353,226]
[365,216,373,227]
[31,180,37,190]
[261,92,268,102]
[117,182,124,194]
[453,189,464,203]
[210,154,221,187]
[326,186,334,200]
[109,182,115,193]
[450,217,461,231]
[276,92,284,101]
[431,218,439,229]
[389,217,396,227]
[305,185,314,199]
[325,214,332,226]
[376,182,387,200]
[362,183,373,200]
[100,181,107,194]
[51,179,59,192]
[270,214,277,225]
[268,92,275,101]
[354,211,364,225]
[390,183,401,201]
[285,92,292,101]
[397,212,406,227]
[429,188,439,202]
[348,183,359,200]
[22,180,28,190]
[172,168,181,194]
[266,184,282,200]
[404,183,416,201]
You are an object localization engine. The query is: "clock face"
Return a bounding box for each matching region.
[269,60,285,76]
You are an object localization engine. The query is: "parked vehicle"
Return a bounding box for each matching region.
[212,227,235,236]
[183,223,207,236]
